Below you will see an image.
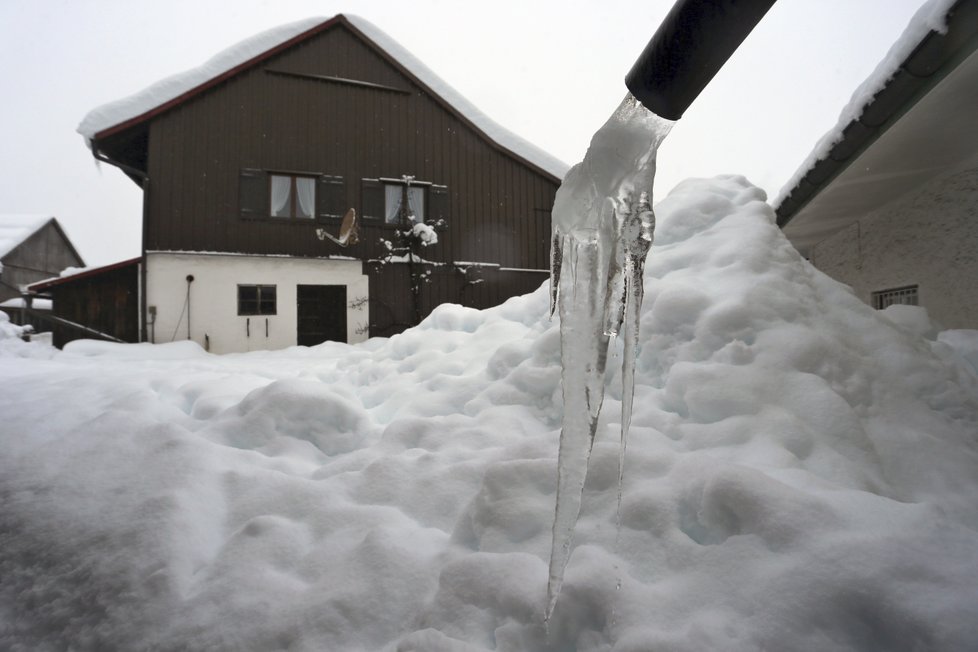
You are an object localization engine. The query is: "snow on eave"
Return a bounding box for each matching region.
[772,0,958,212]
[0,215,54,259]
[27,257,142,293]
[78,14,569,182]
[77,17,329,145]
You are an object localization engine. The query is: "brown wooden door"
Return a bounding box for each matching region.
[296,285,347,346]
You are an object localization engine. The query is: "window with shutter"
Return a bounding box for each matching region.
[363,178,445,225]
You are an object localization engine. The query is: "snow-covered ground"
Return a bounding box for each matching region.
[2,176,977,651]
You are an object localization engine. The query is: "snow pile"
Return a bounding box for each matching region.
[0,310,25,340]
[0,310,55,359]
[774,0,957,206]
[2,176,978,650]
[77,15,568,180]
[411,222,439,246]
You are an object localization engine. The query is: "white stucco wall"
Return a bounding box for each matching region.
[809,166,978,329]
[146,253,369,354]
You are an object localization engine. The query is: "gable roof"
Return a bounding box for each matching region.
[774,0,978,252]
[0,215,55,259]
[78,14,568,182]
[0,215,85,267]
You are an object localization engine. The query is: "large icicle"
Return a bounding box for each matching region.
[546,95,672,623]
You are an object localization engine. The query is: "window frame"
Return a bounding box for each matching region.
[237,284,277,316]
[239,169,346,223]
[361,177,434,228]
[269,172,317,220]
[872,284,919,310]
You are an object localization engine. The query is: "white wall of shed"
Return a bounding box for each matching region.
[145,252,369,354]
[809,166,978,329]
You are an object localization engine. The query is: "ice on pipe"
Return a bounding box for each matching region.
[547,94,673,621]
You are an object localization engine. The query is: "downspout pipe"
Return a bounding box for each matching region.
[625,0,777,120]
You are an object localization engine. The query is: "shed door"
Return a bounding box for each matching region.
[296,285,347,346]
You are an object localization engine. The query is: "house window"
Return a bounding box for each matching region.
[270,174,315,219]
[239,169,346,220]
[238,285,277,315]
[362,179,448,226]
[872,285,918,310]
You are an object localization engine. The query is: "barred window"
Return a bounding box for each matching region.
[872,285,918,310]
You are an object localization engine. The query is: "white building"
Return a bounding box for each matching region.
[775,0,978,329]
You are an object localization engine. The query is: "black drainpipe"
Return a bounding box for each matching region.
[91,142,151,343]
[626,0,777,120]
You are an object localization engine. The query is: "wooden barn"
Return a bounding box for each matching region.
[27,258,141,348]
[78,14,566,354]
[0,215,84,331]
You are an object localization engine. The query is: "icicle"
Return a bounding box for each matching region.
[618,191,654,525]
[546,95,672,625]
[546,232,611,622]
[549,230,563,318]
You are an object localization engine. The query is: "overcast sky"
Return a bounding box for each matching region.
[0,0,929,266]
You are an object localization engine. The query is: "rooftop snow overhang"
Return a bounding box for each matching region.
[28,257,140,293]
[80,15,569,186]
[774,0,978,256]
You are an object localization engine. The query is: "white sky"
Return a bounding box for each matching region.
[0,0,929,266]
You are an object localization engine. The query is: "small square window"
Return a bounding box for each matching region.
[872,285,918,310]
[238,285,276,315]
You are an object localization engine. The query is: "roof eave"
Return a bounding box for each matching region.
[775,0,978,229]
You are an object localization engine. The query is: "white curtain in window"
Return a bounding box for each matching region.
[270,175,292,217]
[407,186,425,222]
[385,184,402,224]
[295,177,315,218]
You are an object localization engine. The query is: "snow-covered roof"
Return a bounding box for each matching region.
[78,15,569,181]
[773,0,958,208]
[0,214,52,259]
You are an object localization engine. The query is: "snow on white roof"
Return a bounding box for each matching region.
[773,0,957,207]
[78,15,569,180]
[0,214,52,259]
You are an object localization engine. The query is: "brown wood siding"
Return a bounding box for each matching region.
[144,23,558,273]
[365,261,548,337]
[50,263,139,348]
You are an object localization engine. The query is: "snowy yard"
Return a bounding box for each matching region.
[2,176,978,651]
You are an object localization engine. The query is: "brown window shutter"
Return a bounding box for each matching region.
[239,168,267,218]
[317,175,346,220]
[430,184,449,224]
[361,178,384,220]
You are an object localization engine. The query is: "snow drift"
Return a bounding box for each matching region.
[2,176,977,651]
